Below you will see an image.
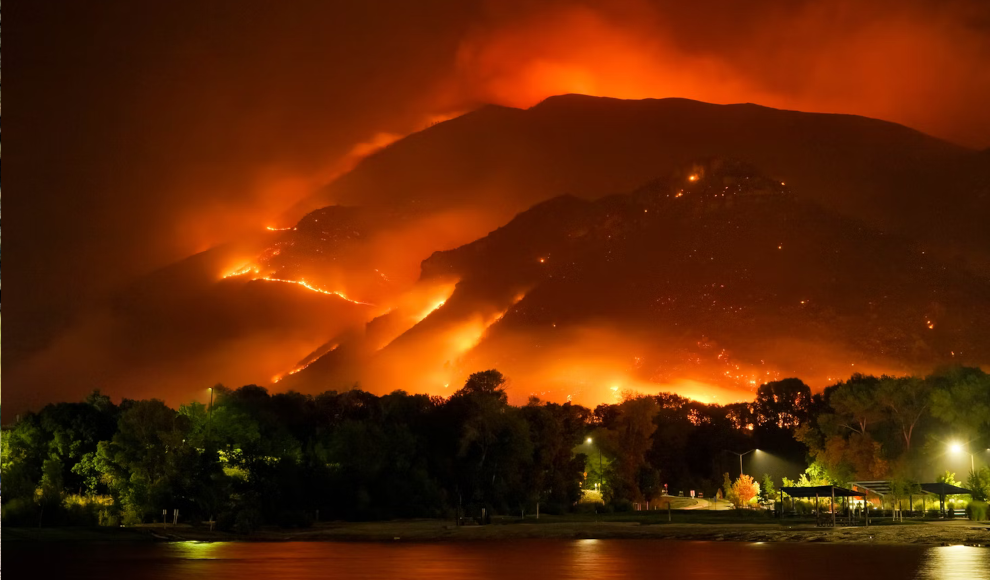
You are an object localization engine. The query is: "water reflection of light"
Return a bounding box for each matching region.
[168,541,225,559]
[918,546,990,580]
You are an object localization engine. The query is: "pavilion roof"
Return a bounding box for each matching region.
[920,482,973,496]
[780,485,866,498]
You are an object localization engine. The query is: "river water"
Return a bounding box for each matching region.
[6,539,989,579]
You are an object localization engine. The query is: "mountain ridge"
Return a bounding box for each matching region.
[294,94,989,274]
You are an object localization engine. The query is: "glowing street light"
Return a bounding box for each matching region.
[725,449,759,477]
[207,386,216,444]
[587,437,603,490]
[948,442,975,472]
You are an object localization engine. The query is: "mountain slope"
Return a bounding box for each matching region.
[285,159,990,404]
[11,97,988,415]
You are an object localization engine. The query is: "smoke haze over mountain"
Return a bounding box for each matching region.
[7,0,990,416]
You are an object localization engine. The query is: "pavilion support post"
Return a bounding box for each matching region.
[831,487,836,528]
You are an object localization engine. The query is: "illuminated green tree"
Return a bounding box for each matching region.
[877,376,931,451]
[930,367,990,442]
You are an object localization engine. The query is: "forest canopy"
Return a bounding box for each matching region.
[3,367,989,531]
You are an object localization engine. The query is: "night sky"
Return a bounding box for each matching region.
[7,0,990,417]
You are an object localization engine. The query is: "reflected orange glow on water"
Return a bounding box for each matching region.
[11,538,972,580]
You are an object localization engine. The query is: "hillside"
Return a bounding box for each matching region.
[284,159,990,404]
[295,95,990,273]
[10,96,989,415]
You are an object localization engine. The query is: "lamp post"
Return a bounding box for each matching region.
[948,442,976,472]
[207,386,214,443]
[587,437,602,490]
[725,449,758,478]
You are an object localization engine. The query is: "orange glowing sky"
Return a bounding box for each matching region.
[8,0,990,416]
[442,1,990,145]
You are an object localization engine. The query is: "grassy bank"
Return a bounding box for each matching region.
[6,512,990,547]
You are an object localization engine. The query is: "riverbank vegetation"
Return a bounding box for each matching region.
[3,367,989,532]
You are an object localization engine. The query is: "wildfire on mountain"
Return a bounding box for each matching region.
[222,263,373,306]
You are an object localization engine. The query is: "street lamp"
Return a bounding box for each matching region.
[724,449,758,478]
[948,442,975,472]
[587,437,602,490]
[207,386,215,443]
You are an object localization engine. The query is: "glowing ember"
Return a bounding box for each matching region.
[266,226,297,231]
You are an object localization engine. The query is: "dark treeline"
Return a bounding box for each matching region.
[3,367,989,531]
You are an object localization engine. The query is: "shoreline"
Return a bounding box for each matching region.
[6,518,990,547]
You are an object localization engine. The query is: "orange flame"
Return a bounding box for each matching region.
[256,276,373,305]
[221,263,372,305]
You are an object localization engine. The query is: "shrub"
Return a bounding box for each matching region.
[122,505,145,526]
[573,502,600,514]
[63,501,100,526]
[578,489,604,505]
[2,497,41,527]
[63,494,113,527]
[966,501,988,521]
[731,475,760,508]
[99,508,121,527]
[611,498,634,512]
[233,508,263,534]
[967,468,990,502]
